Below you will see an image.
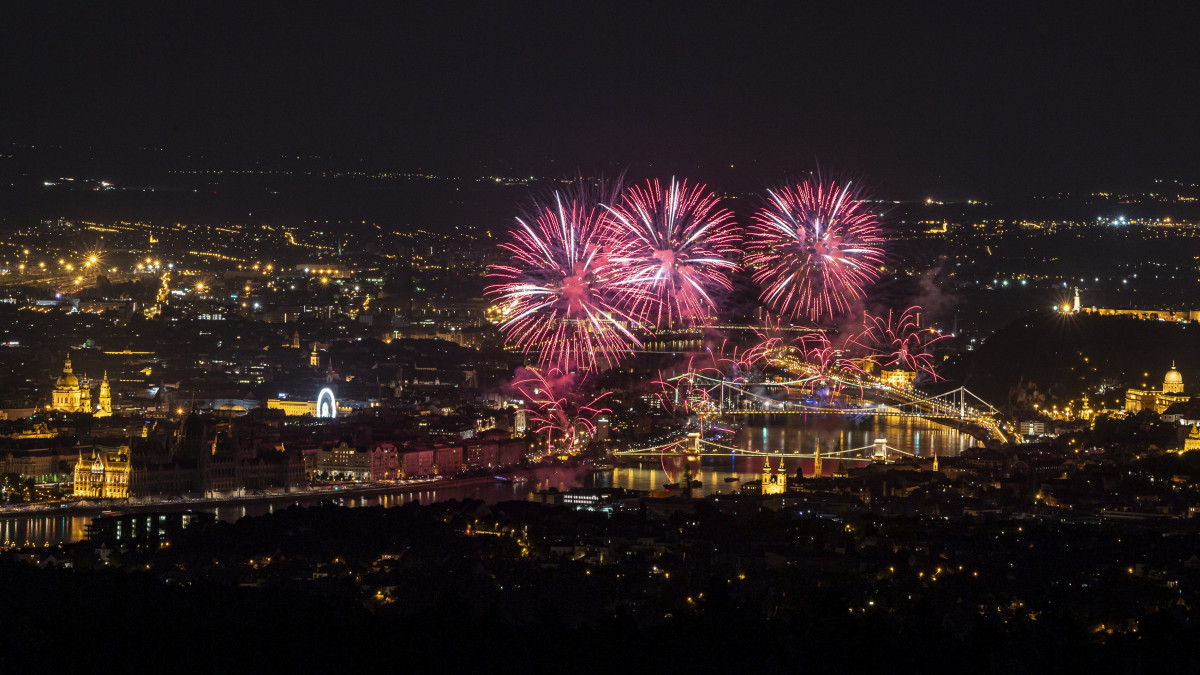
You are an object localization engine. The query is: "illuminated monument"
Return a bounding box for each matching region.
[761,456,786,495]
[95,372,112,417]
[52,356,91,413]
[72,445,130,499]
[1125,363,1187,415]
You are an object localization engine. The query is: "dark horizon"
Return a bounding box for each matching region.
[3,3,1199,201]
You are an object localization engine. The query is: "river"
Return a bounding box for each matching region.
[1,469,586,548]
[594,414,981,497]
[3,416,977,546]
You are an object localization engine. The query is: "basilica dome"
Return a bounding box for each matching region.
[56,357,79,388]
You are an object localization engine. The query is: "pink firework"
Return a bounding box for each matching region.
[603,178,739,328]
[793,331,871,392]
[860,306,945,379]
[515,367,612,454]
[487,187,642,369]
[745,179,884,323]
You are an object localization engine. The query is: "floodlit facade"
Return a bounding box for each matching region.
[1126,364,1188,415]
[73,445,131,499]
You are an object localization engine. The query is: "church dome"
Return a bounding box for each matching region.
[56,357,78,388]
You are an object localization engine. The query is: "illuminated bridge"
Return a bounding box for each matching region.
[615,367,1009,460]
[614,431,917,464]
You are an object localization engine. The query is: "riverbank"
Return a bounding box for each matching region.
[0,474,507,523]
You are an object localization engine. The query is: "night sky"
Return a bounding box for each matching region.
[3,2,1198,198]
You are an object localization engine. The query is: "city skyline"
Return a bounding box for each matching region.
[4,3,1200,670]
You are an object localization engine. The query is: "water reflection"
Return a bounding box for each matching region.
[1,514,87,548]
[597,415,981,496]
[2,469,586,546]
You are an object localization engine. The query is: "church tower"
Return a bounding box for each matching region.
[812,443,823,479]
[310,345,320,367]
[762,455,785,495]
[95,372,112,417]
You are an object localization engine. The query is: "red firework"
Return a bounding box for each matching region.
[745,178,884,323]
[859,306,945,379]
[486,186,642,369]
[603,178,739,328]
[514,367,612,454]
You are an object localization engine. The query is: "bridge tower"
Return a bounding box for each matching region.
[873,438,888,461]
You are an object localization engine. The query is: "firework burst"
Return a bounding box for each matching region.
[603,178,739,328]
[514,367,612,454]
[487,186,642,369]
[859,306,945,379]
[771,328,872,400]
[745,178,884,323]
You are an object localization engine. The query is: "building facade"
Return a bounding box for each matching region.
[1126,365,1189,415]
[52,356,91,413]
[73,446,131,499]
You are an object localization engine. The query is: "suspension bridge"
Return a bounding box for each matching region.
[614,365,1009,461]
[614,430,920,464]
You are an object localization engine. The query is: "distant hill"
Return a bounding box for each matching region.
[939,310,1200,414]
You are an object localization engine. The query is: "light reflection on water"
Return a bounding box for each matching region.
[3,418,971,547]
[3,469,586,547]
[1,514,87,548]
[595,415,982,496]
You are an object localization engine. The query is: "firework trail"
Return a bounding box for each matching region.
[745,178,884,323]
[487,185,642,369]
[603,178,739,328]
[514,367,612,454]
[859,306,945,379]
[792,330,872,395]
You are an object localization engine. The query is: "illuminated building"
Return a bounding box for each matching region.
[1125,364,1188,415]
[315,440,371,480]
[761,455,786,495]
[267,388,360,417]
[1185,425,1200,452]
[1078,395,1094,422]
[95,372,112,417]
[879,368,917,390]
[52,356,92,413]
[73,445,131,499]
[1081,307,1200,323]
